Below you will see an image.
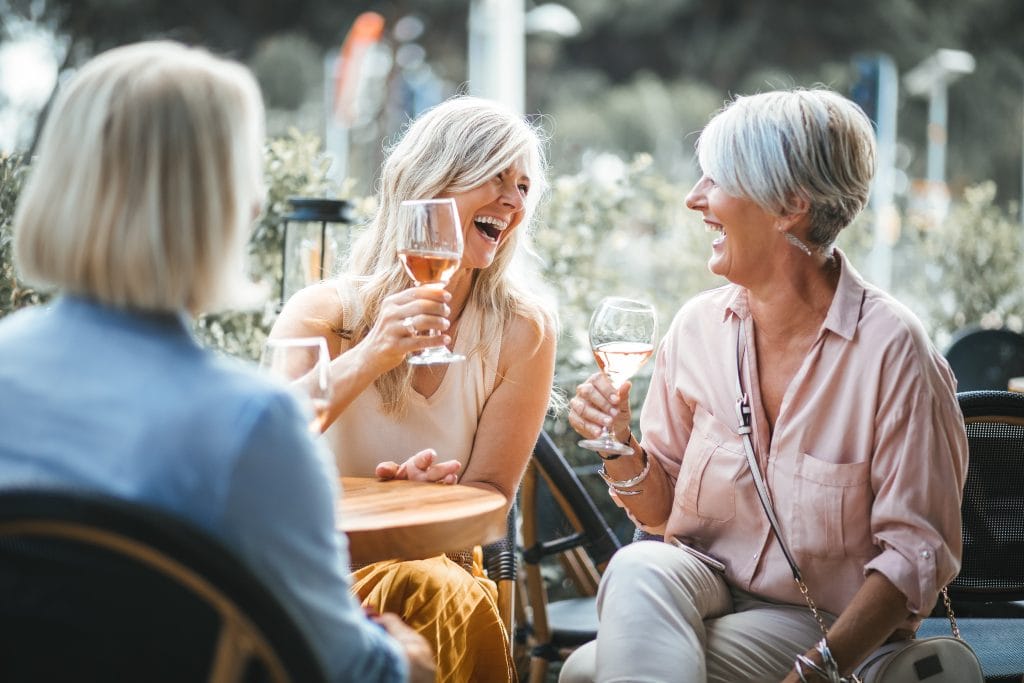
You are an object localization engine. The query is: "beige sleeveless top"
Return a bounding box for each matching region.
[324,280,502,477]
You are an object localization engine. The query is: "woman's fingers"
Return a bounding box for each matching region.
[375,461,400,480]
[569,374,632,438]
[375,450,462,484]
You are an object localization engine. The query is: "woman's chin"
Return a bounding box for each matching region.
[463,244,498,270]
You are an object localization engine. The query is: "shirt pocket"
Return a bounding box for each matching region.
[679,405,747,523]
[791,452,872,559]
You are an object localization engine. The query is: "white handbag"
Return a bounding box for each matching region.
[852,636,983,682]
[733,321,984,683]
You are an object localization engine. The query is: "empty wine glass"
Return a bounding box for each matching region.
[396,198,465,365]
[259,337,332,434]
[577,297,658,456]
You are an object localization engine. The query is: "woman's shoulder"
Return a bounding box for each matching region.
[274,280,347,339]
[503,306,556,354]
[490,308,556,379]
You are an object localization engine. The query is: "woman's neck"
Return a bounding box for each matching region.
[445,269,476,325]
[747,250,840,341]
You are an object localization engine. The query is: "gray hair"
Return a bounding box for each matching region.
[14,41,265,313]
[696,88,876,248]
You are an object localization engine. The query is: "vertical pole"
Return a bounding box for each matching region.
[926,82,949,185]
[319,221,328,280]
[280,221,289,309]
[468,0,525,114]
[868,54,898,291]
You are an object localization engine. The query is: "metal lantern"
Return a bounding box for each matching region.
[280,197,354,307]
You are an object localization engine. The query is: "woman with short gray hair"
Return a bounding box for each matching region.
[563,88,967,682]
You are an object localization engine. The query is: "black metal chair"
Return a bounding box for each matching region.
[0,489,328,683]
[944,327,1024,391]
[917,390,1024,682]
[517,431,623,683]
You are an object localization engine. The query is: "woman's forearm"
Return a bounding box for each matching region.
[600,435,675,528]
[782,571,911,682]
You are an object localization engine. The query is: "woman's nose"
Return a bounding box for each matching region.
[685,177,709,210]
[501,181,525,212]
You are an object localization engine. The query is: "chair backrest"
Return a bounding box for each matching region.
[951,390,1024,603]
[944,327,1024,391]
[523,431,622,575]
[0,489,327,683]
[481,502,519,644]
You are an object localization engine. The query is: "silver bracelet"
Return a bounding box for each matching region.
[597,448,650,493]
[794,638,844,683]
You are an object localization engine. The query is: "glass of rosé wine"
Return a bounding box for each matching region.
[396,198,465,365]
[577,297,657,456]
[259,336,332,434]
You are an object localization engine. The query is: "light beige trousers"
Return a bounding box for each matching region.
[558,540,836,683]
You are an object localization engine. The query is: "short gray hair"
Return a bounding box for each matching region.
[14,41,265,313]
[696,88,876,247]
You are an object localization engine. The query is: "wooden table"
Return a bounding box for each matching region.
[336,477,508,565]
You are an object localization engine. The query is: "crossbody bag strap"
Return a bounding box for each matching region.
[734,319,803,581]
[735,319,833,640]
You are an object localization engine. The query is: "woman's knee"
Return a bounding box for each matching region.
[605,539,679,579]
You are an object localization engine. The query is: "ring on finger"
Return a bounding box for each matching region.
[402,316,417,336]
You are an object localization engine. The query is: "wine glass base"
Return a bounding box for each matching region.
[408,350,466,366]
[577,437,635,456]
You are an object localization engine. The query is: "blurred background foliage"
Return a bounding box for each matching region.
[3,0,1024,604]
[3,0,1023,198]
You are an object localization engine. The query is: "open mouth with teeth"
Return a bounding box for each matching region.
[473,215,508,243]
[705,220,725,245]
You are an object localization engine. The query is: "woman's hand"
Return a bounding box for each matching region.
[357,286,452,375]
[375,448,462,484]
[569,372,633,444]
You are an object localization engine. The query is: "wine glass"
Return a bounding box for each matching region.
[396,198,465,365]
[259,337,332,434]
[577,297,658,456]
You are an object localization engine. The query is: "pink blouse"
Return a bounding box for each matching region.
[638,250,968,628]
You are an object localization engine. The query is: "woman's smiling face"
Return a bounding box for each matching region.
[685,174,778,286]
[440,158,530,270]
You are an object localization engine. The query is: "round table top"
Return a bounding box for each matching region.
[336,477,508,564]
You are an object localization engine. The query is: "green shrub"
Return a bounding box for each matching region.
[903,181,1024,349]
[0,153,49,315]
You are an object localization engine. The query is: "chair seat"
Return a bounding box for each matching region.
[547,596,599,647]
[917,618,1024,678]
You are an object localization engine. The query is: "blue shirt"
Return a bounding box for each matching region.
[0,296,406,683]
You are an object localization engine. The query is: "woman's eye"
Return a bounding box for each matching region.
[518,184,529,196]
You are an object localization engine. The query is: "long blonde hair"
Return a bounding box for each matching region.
[344,96,554,415]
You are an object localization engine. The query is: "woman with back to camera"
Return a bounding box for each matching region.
[561,88,968,682]
[270,95,558,683]
[0,41,433,683]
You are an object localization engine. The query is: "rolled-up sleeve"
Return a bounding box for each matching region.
[865,339,968,616]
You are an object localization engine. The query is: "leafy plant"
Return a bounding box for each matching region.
[902,181,1024,349]
[0,153,49,316]
[192,129,347,361]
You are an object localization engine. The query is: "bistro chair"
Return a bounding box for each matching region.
[944,326,1024,391]
[517,431,623,683]
[0,489,327,683]
[917,390,1024,682]
[482,502,520,649]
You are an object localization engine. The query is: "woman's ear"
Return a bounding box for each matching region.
[776,195,811,234]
